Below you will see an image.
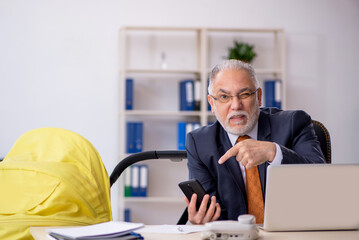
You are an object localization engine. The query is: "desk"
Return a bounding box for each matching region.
[30,226,359,240]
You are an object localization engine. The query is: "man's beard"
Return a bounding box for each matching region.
[214,103,260,136]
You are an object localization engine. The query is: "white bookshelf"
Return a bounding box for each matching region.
[118,26,285,224]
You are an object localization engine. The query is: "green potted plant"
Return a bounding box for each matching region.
[227,41,257,63]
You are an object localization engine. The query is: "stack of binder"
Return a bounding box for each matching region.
[124,165,148,197]
[179,79,201,111]
[177,122,201,150]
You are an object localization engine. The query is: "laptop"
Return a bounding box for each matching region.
[262,164,359,231]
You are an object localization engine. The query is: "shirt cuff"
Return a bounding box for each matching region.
[269,143,283,165]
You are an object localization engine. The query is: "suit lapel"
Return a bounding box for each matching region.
[257,110,271,200]
[216,110,272,203]
[257,110,271,142]
[218,125,247,199]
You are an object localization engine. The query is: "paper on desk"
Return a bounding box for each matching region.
[136,225,205,234]
[46,221,144,239]
[47,235,56,240]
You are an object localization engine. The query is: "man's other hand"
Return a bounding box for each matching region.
[185,193,221,224]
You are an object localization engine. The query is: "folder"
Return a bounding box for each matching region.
[124,208,131,222]
[177,122,201,150]
[177,122,186,150]
[126,122,143,153]
[194,80,201,111]
[134,122,143,153]
[124,169,132,197]
[47,221,144,240]
[185,122,193,136]
[125,78,134,110]
[179,79,194,111]
[126,122,136,153]
[207,79,211,111]
[264,79,282,109]
[131,165,140,197]
[192,122,201,131]
[139,165,148,197]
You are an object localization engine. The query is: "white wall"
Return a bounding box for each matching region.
[1,0,359,220]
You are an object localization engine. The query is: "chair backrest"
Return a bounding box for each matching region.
[312,120,331,164]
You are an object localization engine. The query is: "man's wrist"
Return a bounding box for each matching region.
[268,143,283,165]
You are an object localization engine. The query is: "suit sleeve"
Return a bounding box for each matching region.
[186,132,218,194]
[186,132,229,219]
[279,111,326,164]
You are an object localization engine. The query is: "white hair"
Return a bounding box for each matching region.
[208,59,259,95]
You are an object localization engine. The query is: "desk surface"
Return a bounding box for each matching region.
[30,226,359,240]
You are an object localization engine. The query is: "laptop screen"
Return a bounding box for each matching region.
[263,164,359,231]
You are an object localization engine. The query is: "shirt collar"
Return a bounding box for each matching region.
[227,123,258,146]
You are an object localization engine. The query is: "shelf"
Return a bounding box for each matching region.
[255,68,284,75]
[206,68,283,75]
[124,110,204,117]
[118,26,285,223]
[125,68,201,74]
[208,27,283,33]
[123,26,200,32]
[124,197,184,203]
[123,26,283,34]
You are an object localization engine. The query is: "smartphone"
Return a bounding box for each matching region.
[178,179,210,210]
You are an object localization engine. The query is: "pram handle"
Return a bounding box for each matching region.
[109,150,187,187]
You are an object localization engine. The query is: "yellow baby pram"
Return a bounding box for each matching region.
[0,128,112,239]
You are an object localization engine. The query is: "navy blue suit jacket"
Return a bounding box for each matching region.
[186,108,325,220]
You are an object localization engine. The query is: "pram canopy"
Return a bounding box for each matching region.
[0,128,112,239]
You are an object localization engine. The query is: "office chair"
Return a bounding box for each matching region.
[312,120,331,164]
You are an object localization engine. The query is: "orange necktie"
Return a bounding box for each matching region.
[236,135,264,224]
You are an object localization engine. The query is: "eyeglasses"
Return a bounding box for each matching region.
[210,89,258,104]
